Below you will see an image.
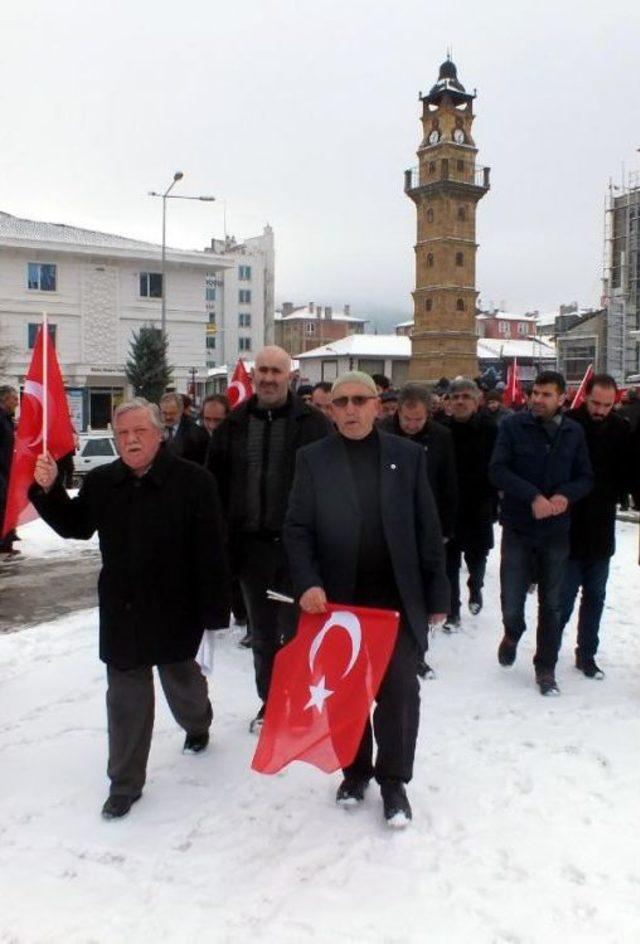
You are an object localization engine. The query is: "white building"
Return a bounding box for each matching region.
[204,226,275,369]
[0,211,231,429]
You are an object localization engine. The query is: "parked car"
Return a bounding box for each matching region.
[72,433,117,483]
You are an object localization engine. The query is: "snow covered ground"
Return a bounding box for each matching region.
[15,496,99,559]
[1,523,639,943]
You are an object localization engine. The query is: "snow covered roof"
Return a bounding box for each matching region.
[297,335,411,359]
[0,210,229,268]
[275,305,365,324]
[477,338,556,359]
[395,319,415,328]
[476,311,538,322]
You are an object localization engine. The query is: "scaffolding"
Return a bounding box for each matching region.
[603,170,640,381]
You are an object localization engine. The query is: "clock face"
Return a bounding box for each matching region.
[453,128,465,144]
[428,130,440,145]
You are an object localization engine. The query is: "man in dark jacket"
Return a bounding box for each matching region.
[0,385,19,554]
[378,382,457,541]
[440,379,497,630]
[207,345,333,731]
[31,398,231,819]
[559,374,633,678]
[161,392,210,465]
[284,372,448,827]
[490,371,593,695]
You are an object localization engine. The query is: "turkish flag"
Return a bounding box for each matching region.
[227,358,253,409]
[571,363,594,410]
[2,326,75,537]
[504,358,526,408]
[252,603,400,775]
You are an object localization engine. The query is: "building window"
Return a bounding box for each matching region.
[517,322,529,336]
[455,252,464,267]
[239,337,252,352]
[27,262,57,292]
[239,289,252,304]
[304,322,316,335]
[427,253,434,268]
[428,161,436,175]
[457,206,467,221]
[498,320,509,334]
[140,272,163,298]
[457,160,465,173]
[456,298,465,311]
[208,312,216,324]
[28,323,57,349]
[206,336,216,349]
[205,285,216,301]
[238,265,252,281]
[239,313,252,328]
[426,208,434,223]
[425,298,432,311]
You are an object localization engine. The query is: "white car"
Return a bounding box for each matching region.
[73,433,117,480]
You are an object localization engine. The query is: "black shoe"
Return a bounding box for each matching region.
[101,794,141,820]
[536,671,560,696]
[417,660,436,680]
[498,635,518,667]
[575,649,605,679]
[336,778,369,807]
[183,731,210,754]
[443,614,461,633]
[249,704,266,734]
[380,780,412,828]
[468,590,483,615]
[239,631,253,649]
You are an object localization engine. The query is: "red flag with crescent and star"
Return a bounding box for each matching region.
[2,327,75,537]
[227,358,254,409]
[504,357,526,408]
[251,603,400,775]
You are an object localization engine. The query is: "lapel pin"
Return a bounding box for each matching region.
[390,463,397,470]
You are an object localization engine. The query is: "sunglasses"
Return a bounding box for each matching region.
[331,395,378,409]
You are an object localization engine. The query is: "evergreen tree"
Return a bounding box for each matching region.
[125,325,173,403]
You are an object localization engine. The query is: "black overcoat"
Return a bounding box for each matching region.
[283,431,450,652]
[168,415,210,466]
[30,448,231,669]
[441,413,498,551]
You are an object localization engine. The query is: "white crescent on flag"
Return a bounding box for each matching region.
[304,611,363,713]
[22,380,54,449]
[228,379,250,402]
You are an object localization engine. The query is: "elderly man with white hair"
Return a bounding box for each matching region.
[31,398,230,820]
[284,371,449,827]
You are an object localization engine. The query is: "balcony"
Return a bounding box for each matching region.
[404,163,491,197]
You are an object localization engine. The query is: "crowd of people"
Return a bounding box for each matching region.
[3,346,639,829]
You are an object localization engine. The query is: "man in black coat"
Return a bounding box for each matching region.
[559,374,634,678]
[490,371,593,695]
[284,372,449,827]
[440,378,498,630]
[378,382,457,542]
[161,392,210,465]
[0,385,19,554]
[31,398,231,820]
[207,345,333,731]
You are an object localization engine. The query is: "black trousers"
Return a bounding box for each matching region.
[500,528,569,671]
[343,628,421,785]
[106,659,212,798]
[445,539,488,618]
[235,533,298,703]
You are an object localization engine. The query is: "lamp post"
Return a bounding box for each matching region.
[148,173,215,337]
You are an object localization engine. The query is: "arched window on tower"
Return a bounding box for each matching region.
[457,205,467,221]
[428,161,436,176]
[426,208,434,223]
[427,253,434,268]
[455,252,464,267]
[457,160,465,173]
[456,298,465,311]
[425,298,432,312]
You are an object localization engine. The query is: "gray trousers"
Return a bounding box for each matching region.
[106,659,212,798]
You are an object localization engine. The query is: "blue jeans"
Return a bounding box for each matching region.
[559,557,610,659]
[500,527,569,671]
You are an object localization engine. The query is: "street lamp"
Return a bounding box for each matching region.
[148,173,215,337]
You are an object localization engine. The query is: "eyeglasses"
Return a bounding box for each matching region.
[331,395,378,409]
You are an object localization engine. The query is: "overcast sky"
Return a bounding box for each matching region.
[1,0,639,324]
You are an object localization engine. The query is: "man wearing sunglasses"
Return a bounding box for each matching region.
[284,371,449,827]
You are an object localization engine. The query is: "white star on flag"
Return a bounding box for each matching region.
[304,675,334,713]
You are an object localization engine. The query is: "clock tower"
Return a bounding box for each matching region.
[404,58,490,381]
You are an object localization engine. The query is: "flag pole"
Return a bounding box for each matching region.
[42,311,48,455]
